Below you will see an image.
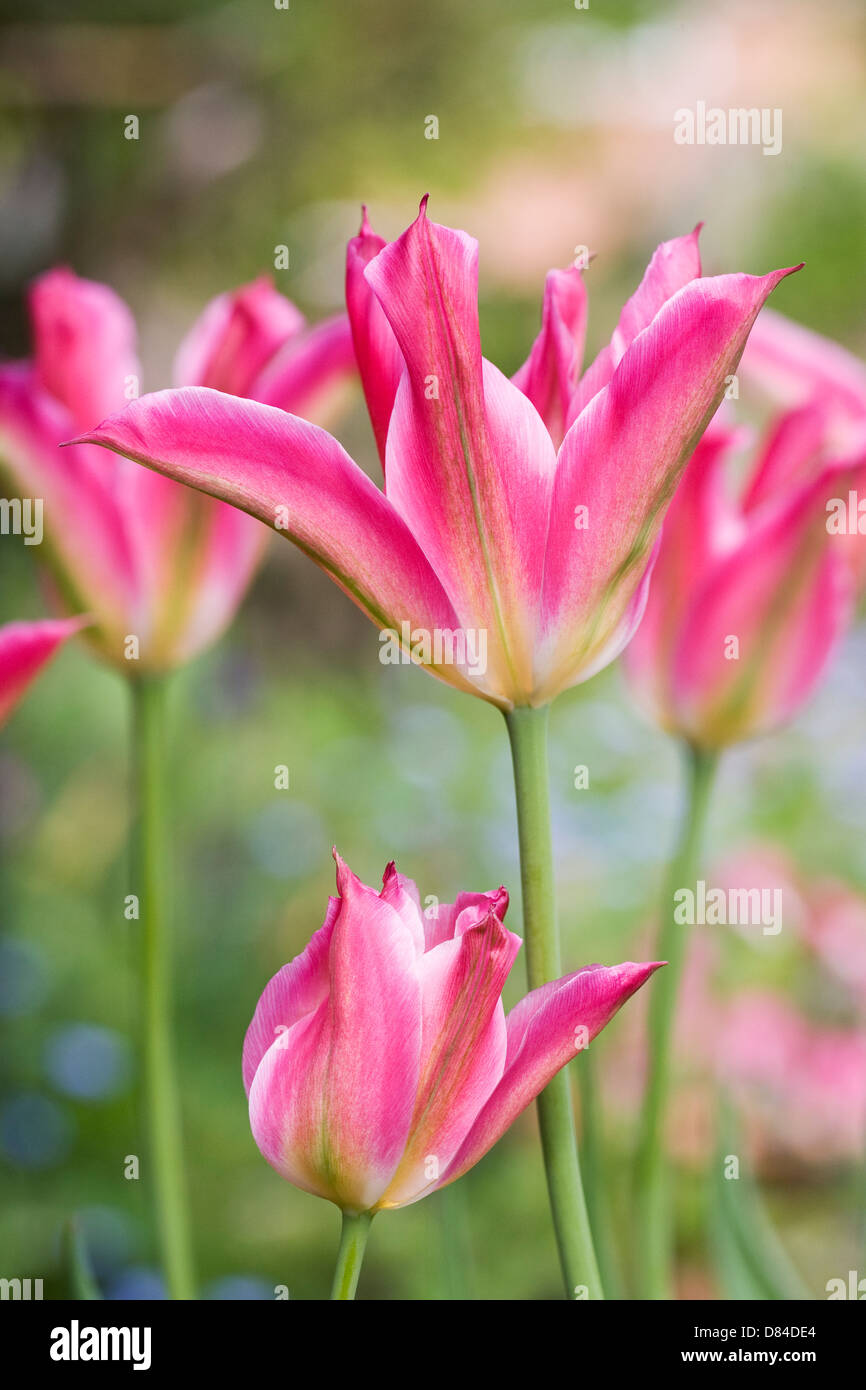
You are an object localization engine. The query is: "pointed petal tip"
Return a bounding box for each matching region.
[332,847,364,899]
[61,419,112,449]
[775,262,805,283]
[359,204,371,236]
[418,193,430,217]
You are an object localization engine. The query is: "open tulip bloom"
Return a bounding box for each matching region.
[243,852,661,1298]
[76,200,798,708]
[0,268,354,672]
[0,616,85,727]
[72,198,799,1298]
[0,268,355,1302]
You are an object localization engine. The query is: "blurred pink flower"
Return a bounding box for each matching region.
[740,306,866,438]
[80,200,795,708]
[719,991,866,1168]
[610,843,866,1170]
[243,851,660,1212]
[0,616,86,726]
[0,270,354,673]
[624,404,866,747]
[800,876,866,1014]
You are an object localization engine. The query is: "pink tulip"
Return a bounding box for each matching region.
[0,269,354,672]
[76,200,796,708]
[624,407,866,747]
[0,616,85,726]
[243,851,661,1213]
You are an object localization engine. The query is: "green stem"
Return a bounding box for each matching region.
[330,1211,373,1300]
[433,1179,473,1299]
[578,1050,624,1299]
[61,1216,102,1300]
[131,675,195,1301]
[505,704,603,1300]
[634,742,718,1299]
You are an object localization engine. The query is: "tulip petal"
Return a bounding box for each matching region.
[248,857,422,1211]
[29,268,140,432]
[537,266,800,702]
[421,885,509,951]
[739,305,866,424]
[670,464,857,745]
[442,961,662,1186]
[156,498,269,668]
[379,861,426,954]
[252,314,356,422]
[0,365,143,635]
[376,908,521,1208]
[0,617,86,726]
[346,209,404,466]
[73,387,481,692]
[742,401,834,512]
[241,896,339,1095]
[512,266,587,448]
[567,228,702,425]
[174,278,306,396]
[624,424,742,723]
[366,201,557,701]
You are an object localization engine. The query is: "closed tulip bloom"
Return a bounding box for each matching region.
[623,410,866,748]
[243,852,661,1213]
[0,269,354,673]
[0,616,85,726]
[78,200,796,708]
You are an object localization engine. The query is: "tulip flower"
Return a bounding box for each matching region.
[0,268,354,672]
[626,398,866,1295]
[623,416,866,749]
[77,203,797,707]
[74,199,795,1298]
[244,851,661,1298]
[0,616,85,727]
[0,268,355,1302]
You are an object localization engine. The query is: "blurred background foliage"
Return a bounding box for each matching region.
[1,0,866,1299]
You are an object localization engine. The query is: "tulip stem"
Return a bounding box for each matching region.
[634,741,718,1299]
[330,1211,373,1300]
[131,675,195,1301]
[505,704,604,1301]
[577,1049,624,1299]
